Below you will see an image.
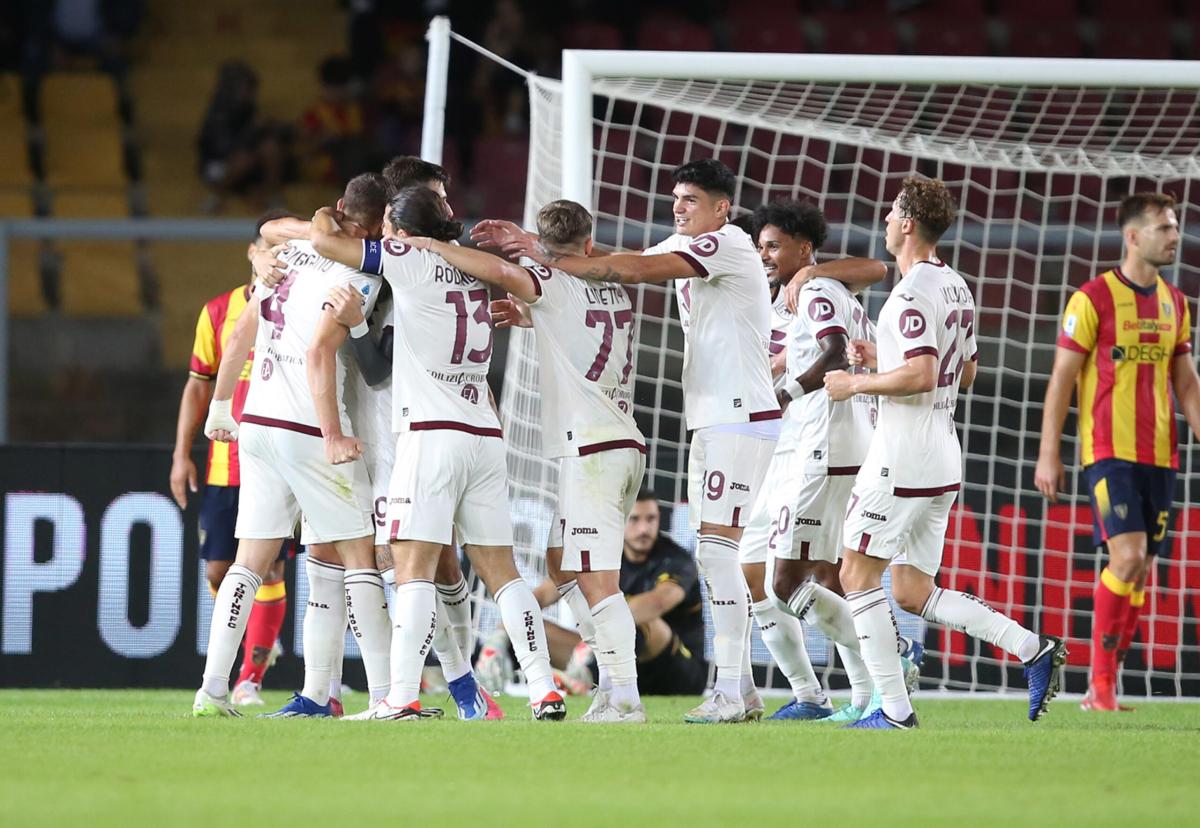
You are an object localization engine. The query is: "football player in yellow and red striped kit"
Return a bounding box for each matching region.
[1037,193,1200,711]
[170,212,298,707]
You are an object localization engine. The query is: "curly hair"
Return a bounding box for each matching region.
[751,199,828,250]
[896,176,957,243]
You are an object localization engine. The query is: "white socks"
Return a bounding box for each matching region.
[752,598,823,704]
[590,592,640,710]
[201,563,262,698]
[328,629,345,703]
[922,587,1040,662]
[437,576,474,659]
[786,579,873,708]
[345,568,392,702]
[559,579,608,690]
[697,534,748,699]
[495,578,556,701]
[432,601,471,685]
[386,580,438,708]
[847,588,911,721]
[301,558,346,706]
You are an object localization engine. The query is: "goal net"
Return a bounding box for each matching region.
[495,52,1200,698]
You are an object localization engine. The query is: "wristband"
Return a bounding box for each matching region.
[349,320,370,339]
[783,379,804,401]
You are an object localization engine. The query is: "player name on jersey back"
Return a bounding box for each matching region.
[524,264,645,458]
[645,222,779,430]
[361,239,501,436]
[858,259,977,494]
[788,277,877,471]
[243,240,380,435]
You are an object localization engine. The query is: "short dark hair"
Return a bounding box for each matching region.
[671,158,736,201]
[387,185,463,242]
[1118,192,1177,228]
[253,208,300,243]
[536,200,592,249]
[341,172,389,229]
[635,487,658,503]
[751,199,828,250]
[382,155,450,197]
[896,176,957,243]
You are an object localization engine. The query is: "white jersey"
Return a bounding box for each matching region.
[243,240,381,435]
[769,292,791,394]
[343,291,394,452]
[360,239,501,436]
[645,222,779,430]
[785,277,878,472]
[858,259,976,494]
[524,264,645,458]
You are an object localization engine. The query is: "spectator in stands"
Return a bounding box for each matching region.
[479,489,709,696]
[297,56,368,185]
[197,61,293,212]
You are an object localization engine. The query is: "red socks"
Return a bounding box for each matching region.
[237,580,287,686]
[1116,588,1146,663]
[1091,567,1133,686]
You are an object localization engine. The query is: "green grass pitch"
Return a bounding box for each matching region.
[2,690,1197,827]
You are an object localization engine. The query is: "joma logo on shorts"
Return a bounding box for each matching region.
[571,527,598,535]
[390,497,411,505]
[729,482,750,492]
[862,511,888,521]
[797,517,821,526]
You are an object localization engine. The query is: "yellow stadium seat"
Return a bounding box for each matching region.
[0,74,32,188]
[0,188,33,218]
[153,241,252,368]
[58,241,142,316]
[53,190,130,218]
[7,240,47,316]
[41,73,125,187]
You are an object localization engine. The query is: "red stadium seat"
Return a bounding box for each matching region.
[1004,23,1083,57]
[635,13,715,52]
[562,22,623,51]
[726,15,807,53]
[1095,25,1173,59]
[1000,0,1078,21]
[908,23,991,57]
[1093,0,1174,22]
[819,18,900,55]
[902,0,988,20]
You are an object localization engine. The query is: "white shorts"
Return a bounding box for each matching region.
[363,437,396,547]
[739,448,794,565]
[770,469,857,563]
[547,448,645,573]
[386,429,513,547]
[841,484,959,576]
[235,422,374,543]
[686,428,776,532]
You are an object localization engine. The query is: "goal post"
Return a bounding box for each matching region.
[512,46,1200,697]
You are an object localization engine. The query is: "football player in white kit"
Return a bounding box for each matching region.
[736,200,899,722]
[825,176,1067,729]
[407,200,649,723]
[193,173,394,718]
[497,159,779,723]
[311,185,564,720]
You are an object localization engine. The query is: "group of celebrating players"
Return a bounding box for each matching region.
[185,147,1193,727]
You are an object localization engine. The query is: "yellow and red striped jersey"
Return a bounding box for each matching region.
[189,285,254,486]
[1057,268,1192,469]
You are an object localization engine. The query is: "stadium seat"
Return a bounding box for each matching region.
[635,14,716,52]
[53,191,131,218]
[57,241,142,316]
[908,24,991,57]
[819,18,900,55]
[726,15,807,53]
[1004,23,1083,57]
[0,188,33,218]
[1000,0,1079,21]
[1095,25,1173,59]
[283,183,341,216]
[0,74,32,189]
[1092,0,1174,21]
[6,240,47,317]
[153,241,252,369]
[40,73,127,187]
[562,22,623,50]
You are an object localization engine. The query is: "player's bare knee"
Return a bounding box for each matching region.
[266,559,286,582]
[772,565,801,605]
[699,521,743,542]
[464,544,519,590]
[742,562,768,602]
[1107,533,1148,582]
[434,544,462,583]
